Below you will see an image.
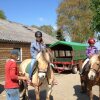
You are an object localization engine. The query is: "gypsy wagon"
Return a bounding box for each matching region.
[49,41,87,73]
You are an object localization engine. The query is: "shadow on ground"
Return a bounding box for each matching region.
[0,84,4,94]
[28,89,53,100]
[73,85,99,100]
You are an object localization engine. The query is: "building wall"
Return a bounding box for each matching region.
[0,42,31,80]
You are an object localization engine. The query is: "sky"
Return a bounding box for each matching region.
[0,0,59,28]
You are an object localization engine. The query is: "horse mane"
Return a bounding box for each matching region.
[36,48,52,64]
[90,54,100,65]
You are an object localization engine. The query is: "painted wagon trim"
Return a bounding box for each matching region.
[49,41,87,50]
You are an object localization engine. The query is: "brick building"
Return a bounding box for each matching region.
[0,19,57,80]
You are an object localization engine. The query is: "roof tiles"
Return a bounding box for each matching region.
[0,19,57,44]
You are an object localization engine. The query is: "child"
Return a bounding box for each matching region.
[80,38,98,75]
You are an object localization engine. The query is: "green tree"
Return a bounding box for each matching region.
[40,25,56,36]
[31,25,56,37]
[31,25,40,29]
[56,28,64,40]
[0,10,6,19]
[57,0,93,42]
[90,0,100,32]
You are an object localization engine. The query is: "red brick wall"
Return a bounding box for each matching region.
[0,41,31,80]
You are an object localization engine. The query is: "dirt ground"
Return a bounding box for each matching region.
[0,72,99,100]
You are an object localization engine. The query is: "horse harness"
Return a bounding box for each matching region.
[90,63,100,75]
[89,63,100,83]
[37,63,50,86]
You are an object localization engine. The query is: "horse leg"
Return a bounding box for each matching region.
[46,84,53,100]
[20,81,29,100]
[89,89,93,100]
[99,86,100,100]
[87,84,93,100]
[34,86,40,100]
[24,86,29,100]
[80,76,87,93]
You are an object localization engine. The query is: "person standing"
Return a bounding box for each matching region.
[5,49,28,100]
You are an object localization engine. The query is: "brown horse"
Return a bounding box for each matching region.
[80,54,100,100]
[19,48,54,100]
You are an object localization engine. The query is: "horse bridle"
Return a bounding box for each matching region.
[37,63,50,86]
[90,63,100,74]
[37,50,51,74]
[38,63,50,74]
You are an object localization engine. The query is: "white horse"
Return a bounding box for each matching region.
[88,54,100,80]
[87,54,100,100]
[19,49,54,100]
[80,54,100,100]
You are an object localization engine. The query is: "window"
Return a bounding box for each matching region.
[65,51,72,56]
[59,50,65,57]
[14,48,22,62]
[54,50,59,57]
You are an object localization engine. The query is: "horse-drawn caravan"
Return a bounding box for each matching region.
[49,41,87,73]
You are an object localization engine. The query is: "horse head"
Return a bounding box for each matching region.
[36,48,53,79]
[88,54,100,80]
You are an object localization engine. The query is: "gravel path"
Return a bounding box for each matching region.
[0,72,99,100]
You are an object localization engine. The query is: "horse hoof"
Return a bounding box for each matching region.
[53,81,58,85]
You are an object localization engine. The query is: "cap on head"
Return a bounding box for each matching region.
[35,31,42,37]
[10,49,19,56]
[88,38,95,44]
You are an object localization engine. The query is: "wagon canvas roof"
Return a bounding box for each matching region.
[50,41,87,50]
[0,19,58,44]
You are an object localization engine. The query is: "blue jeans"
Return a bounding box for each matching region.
[5,88,19,100]
[29,59,36,79]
